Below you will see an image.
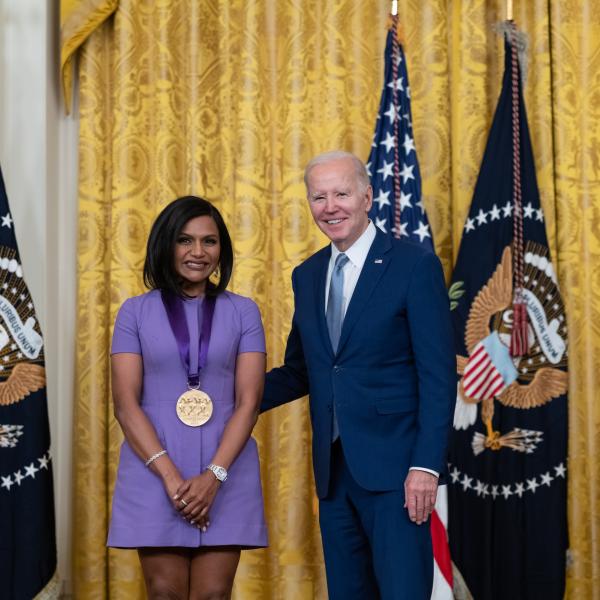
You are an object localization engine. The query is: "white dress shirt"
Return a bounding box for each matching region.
[325,221,438,479]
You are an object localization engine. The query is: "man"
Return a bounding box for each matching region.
[262,151,455,599]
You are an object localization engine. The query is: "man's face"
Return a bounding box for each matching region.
[306,158,373,252]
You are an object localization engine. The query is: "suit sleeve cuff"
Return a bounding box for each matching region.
[409,466,439,478]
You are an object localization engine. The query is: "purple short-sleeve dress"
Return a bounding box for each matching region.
[107,289,268,548]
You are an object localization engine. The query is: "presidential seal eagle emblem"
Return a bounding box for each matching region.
[0,246,46,407]
[453,242,568,455]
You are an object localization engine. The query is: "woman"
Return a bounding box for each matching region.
[107,196,267,599]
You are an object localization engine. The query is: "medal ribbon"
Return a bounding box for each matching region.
[161,291,216,388]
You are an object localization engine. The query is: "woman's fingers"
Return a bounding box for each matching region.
[174,474,219,526]
[173,480,191,501]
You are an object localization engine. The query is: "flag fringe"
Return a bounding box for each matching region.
[451,562,474,600]
[33,570,61,600]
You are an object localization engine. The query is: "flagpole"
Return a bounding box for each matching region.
[506,0,513,21]
[391,0,398,16]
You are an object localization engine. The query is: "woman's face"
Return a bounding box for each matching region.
[173,215,221,296]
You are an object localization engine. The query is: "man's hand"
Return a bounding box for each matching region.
[404,470,438,525]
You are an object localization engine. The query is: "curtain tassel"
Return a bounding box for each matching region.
[510,300,529,357]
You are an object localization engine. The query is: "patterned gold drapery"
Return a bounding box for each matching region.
[60,0,119,113]
[62,1,600,598]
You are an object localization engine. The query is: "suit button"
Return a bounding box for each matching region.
[333,366,340,372]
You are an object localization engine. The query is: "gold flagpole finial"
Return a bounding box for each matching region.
[391,0,398,16]
[507,0,513,21]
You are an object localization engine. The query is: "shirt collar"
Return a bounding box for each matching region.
[330,221,376,269]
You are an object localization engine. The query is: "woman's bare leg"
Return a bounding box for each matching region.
[138,547,191,600]
[188,546,241,600]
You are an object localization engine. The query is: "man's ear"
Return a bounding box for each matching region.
[365,185,373,211]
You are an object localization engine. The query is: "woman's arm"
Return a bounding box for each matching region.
[175,351,265,523]
[210,350,265,468]
[111,353,184,504]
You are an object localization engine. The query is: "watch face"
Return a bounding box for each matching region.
[209,464,227,481]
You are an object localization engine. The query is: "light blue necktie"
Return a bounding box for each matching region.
[326,252,349,441]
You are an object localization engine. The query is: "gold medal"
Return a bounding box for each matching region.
[176,389,213,427]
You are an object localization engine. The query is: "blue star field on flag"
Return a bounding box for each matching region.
[367,27,432,249]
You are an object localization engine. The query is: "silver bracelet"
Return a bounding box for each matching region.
[145,449,167,467]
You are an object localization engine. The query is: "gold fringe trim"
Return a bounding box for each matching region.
[33,570,61,600]
[452,561,474,600]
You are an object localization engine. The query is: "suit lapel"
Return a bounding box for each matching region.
[336,229,392,356]
[314,246,334,356]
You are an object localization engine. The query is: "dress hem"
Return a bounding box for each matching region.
[107,525,268,550]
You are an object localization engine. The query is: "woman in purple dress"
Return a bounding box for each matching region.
[108,196,267,598]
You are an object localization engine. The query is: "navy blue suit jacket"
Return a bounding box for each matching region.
[262,229,456,499]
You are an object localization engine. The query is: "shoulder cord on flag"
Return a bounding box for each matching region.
[391,15,402,240]
[509,22,529,357]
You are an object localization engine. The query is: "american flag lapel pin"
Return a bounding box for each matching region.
[374,259,383,264]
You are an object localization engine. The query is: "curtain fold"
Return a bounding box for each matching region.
[61,1,599,597]
[60,0,119,113]
[549,3,600,598]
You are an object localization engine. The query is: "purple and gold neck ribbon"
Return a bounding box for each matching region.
[161,291,216,388]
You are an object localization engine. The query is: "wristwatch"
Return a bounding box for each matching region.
[206,463,228,482]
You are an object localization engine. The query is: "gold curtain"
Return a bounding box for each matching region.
[61,1,600,598]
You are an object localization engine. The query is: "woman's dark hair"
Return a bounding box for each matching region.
[143,196,233,297]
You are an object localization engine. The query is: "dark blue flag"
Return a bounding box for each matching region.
[0,165,57,598]
[367,21,433,249]
[447,28,568,600]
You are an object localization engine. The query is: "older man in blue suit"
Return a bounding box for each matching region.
[262,150,455,599]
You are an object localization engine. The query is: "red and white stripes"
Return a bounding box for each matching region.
[431,486,453,599]
[462,342,507,400]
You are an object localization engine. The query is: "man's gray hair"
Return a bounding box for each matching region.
[304,150,371,192]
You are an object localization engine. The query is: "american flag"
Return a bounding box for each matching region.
[366,19,453,600]
[367,22,432,249]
